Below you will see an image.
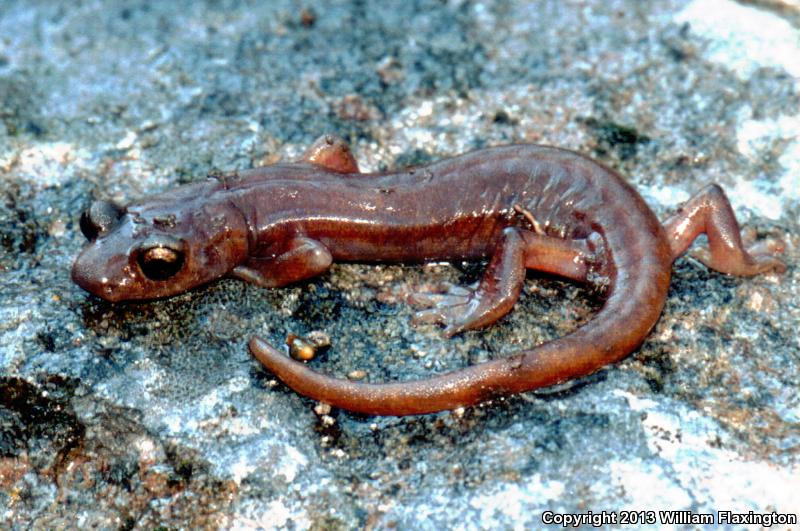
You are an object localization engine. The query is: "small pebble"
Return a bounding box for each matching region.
[287,334,317,361]
[314,403,332,416]
[299,8,316,28]
[306,330,331,349]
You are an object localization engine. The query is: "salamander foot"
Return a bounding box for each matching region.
[410,281,485,337]
[693,238,786,275]
[411,227,529,336]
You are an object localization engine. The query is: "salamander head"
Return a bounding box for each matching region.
[72,197,249,302]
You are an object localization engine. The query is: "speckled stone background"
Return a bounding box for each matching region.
[1,1,798,529]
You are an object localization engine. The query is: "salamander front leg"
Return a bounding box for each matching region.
[411,227,591,336]
[231,236,333,288]
[662,184,786,275]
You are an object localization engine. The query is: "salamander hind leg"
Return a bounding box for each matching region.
[662,184,786,276]
[411,227,527,337]
[411,227,592,337]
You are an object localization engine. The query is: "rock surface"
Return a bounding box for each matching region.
[1,0,798,528]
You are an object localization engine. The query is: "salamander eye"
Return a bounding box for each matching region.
[80,200,124,240]
[136,236,185,281]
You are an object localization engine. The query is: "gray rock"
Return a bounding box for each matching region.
[1,0,797,528]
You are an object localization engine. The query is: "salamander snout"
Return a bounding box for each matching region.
[79,200,124,241]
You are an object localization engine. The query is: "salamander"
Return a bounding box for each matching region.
[72,135,786,416]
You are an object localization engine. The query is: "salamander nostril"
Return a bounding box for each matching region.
[79,200,124,240]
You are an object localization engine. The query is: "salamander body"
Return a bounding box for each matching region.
[73,136,785,415]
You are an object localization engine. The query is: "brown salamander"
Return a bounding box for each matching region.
[72,135,786,415]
